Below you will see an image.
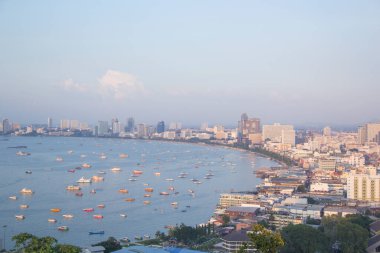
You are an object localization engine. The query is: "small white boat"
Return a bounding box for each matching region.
[111,167,121,172]
[48,218,57,223]
[66,185,81,191]
[16,151,31,156]
[62,214,74,219]
[56,156,64,162]
[99,154,107,159]
[128,178,137,182]
[82,163,92,168]
[76,177,92,183]
[58,226,69,231]
[171,202,178,206]
[80,154,87,158]
[20,188,33,194]
[97,170,106,174]
[165,178,174,181]
[20,204,29,209]
[120,214,127,218]
[9,196,17,200]
[15,215,25,220]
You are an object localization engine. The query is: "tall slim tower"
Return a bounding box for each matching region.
[47,117,53,129]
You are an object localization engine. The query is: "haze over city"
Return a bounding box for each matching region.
[0,1,379,127]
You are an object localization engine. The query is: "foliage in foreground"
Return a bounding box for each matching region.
[92,237,122,253]
[12,233,81,253]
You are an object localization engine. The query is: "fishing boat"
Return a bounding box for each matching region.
[62,214,74,219]
[92,176,104,182]
[56,156,63,162]
[159,192,169,196]
[20,204,29,209]
[143,201,151,205]
[144,188,154,192]
[66,185,81,191]
[125,198,135,202]
[83,208,94,213]
[25,170,32,174]
[120,214,127,218]
[16,151,31,156]
[9,196,17,200]
[111,167,121,172]
[171,202,178,206]
[133,170,143,175]
[82,163,92,168]
[76,177,92,183]
[15,215,25,220]
[50,208,61,213]
[144,194,151,197]
[119,189,129,194]
[58,226,69,231]
[119,153,128,158]
[89,231,104,235]
[48,218,57,223]
[97,204,105,208]
[93,214,104,219]
[20,188,33,194]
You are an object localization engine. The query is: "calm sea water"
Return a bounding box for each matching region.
[0,137,278,249]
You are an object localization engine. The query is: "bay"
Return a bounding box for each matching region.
[0,136,279,248]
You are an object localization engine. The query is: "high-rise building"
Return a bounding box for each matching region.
[347,169,380,202]
[238,113,261,144]
[2,119,11,134]
[98,121,109,137]
[262,123,294,145]
[156,121,165,133]
[169,122,182,130]
[201,122,208,131]
[60,119,70,129]
[126,117,135,133]
[47,117,53,129]
[112,118,121,135]
[137,124,147,137]
[323,126,331,136]
[80,122,89,130]
[70,120,80,130]
[357,123,380,145]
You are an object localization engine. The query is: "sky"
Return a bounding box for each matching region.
[0,1,379,128]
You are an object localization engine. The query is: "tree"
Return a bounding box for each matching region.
[93,237,121,253]
[296,185,306,193]
[240,224,284,253]
[280,224,329,253]
[221,214,230,226]
[12,233,80,253]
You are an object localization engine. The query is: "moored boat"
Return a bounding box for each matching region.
[143,201,151,205]
[111,167,121,172]
[9,196,17,200]
[15,215,25,220]
[89,231,104,235]
[16,151,31,156]
[82,163,92,168]
[119,153,128,158]
[62,214,74,219]
[144,188,154,192]
[159,192,169,196]
[25,170,32,174]
[118,189,129,194]
[125,198,135,202]
[133,170,143,175]
[66,185,81,191]
[20,188,33,195]
[48,218,57,223]
[76,177,92,183]
[75,192,83,197]
[92,176,104,182]
[20,204,29,209]
[58,226,69,231]
[144,194,151,197]
[56,156,63,162]
[83,208,94,212]
[154,172,161,176]
[97,204,105,208]
[93,214,104,219]
[97,170,106,174]
[50,208,61,213]
[120,213,127,218]
[165,178,174,181]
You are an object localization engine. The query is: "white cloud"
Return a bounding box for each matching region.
[98,70,146,100]
[62,78,88,92]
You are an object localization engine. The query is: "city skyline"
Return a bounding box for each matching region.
[1,1,379,127]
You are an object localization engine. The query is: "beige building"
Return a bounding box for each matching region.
[358,123,380,145]
[347,169,380,202]
[318,158,337,171]
[262,123,295,146]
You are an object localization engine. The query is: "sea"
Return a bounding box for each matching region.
[0,136,279,249]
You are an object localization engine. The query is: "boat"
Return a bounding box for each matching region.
[58,226,69,231]
[144,188,154,192]
[111,167,121,172]
[165,178,174,181]
[48,218,57,223]
[143,201,151,205]
[67,169,75,173]
[66,185,81,191]
[89,231,104,235]
[56,156,63,162]
[16,151,30,156]
[20,204,29,209]
[128,178,137,182]
[90,189,96,194]
[20,188,33,195]
[119,153,128,158]
[168,186,175,191]
[99,154,107,159]
[92,176,104,182]
[119,189,129,193]
[76,177,92,183]
[133,170,143,175]
[75,166,82,170]
[15,215,25,220]
[62,214,74,219]
[25,170,32,174]
[97,170,106,174]
[159,192,169,196]
[120,214,127,218]
[9,196,17,200]
[82,163,92,168]
[83,208,94,212]
[67,150,74,154]
[93,214,104,219]
[144,194,151,197]
[125,198,135,202]
[154,172,161,176]
[50,208,61,213]
[75,192,83,197]
[97,204,105,208]
[171,202,178,206]
[80,154,87,158]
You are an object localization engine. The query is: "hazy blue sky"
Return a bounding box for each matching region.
[0,1,379,127]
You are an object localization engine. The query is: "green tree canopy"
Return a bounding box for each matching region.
[240,224,284,253]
